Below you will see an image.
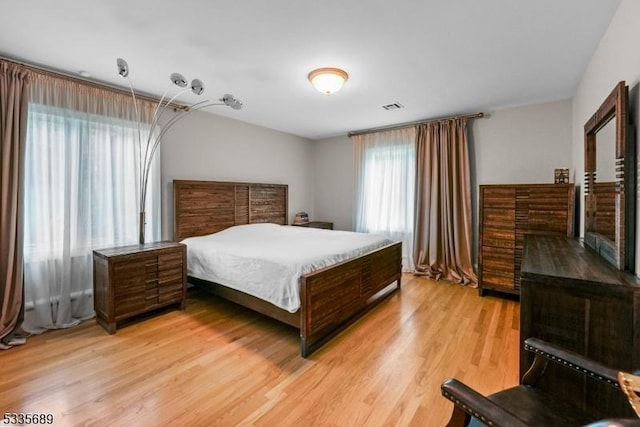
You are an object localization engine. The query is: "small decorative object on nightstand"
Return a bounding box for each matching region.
[554,167,570,184]
[294,211,310,225]
[292,221,334,230]
[93,241,187,334]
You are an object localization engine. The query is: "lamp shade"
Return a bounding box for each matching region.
[308,67,348,95]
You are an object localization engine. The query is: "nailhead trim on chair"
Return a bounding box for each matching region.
[441,389,495,426]
[524,343,620,388]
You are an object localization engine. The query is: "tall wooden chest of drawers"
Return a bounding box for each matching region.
[93,241,187,333]
[478,183,575,296]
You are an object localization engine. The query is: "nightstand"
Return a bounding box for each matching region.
[292,221,333,230]
[93,241,187,334]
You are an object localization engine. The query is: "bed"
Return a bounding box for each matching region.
[173,180,402,357]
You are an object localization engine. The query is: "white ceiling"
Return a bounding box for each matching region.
[0,0,621,140]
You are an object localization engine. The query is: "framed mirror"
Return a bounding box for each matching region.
[584,81,635,271]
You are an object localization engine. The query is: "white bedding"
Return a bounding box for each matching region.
[181,223,395,313]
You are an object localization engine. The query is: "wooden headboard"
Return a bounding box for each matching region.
[173,180,288,240]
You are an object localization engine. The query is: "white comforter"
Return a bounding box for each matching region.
[181,223,395,313]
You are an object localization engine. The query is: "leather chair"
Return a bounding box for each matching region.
[440,337,640,426]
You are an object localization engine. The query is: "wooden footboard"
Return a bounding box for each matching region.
[299,241,402,357]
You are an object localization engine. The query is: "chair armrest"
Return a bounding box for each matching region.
[441,378,529,427]
[583,419,640,427]
[524,337,620,389]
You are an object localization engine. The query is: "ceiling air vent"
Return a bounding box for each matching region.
[381,102,404,110]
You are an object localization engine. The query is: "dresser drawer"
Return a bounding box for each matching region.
[159,251,183,268]
[113,255,156,296]
[482,229,516,248]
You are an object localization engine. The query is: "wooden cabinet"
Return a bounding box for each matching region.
[93,241,187,333]
[478,183,575,296]
[292,221,333,230]
[520,235,640,418]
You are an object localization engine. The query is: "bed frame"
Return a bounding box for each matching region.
[173,180,402,357]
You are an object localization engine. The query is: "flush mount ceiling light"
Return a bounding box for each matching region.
[308,67,349,95]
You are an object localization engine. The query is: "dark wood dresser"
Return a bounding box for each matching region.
[478,183,575,296]
[93,241,187,333]
[520,235,640,418]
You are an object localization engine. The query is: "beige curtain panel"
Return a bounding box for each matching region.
[28,73,157,121]
[413,119,477,286]
[0,61,30,348]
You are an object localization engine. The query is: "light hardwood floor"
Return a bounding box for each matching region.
[1,274,520,426]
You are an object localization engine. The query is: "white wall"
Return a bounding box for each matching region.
[571,0,640,271]
[160,111,314,239]
[313,99,574,257]
[313,135,353,231]
[473,100,573,186]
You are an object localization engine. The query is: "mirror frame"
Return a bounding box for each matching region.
[584,81,634,271]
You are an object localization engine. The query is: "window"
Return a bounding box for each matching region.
[22,78,160,331]
[353,128,416,271]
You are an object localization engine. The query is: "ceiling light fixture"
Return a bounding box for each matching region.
[308,67,348,95]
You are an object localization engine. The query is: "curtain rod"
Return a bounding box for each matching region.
[0,55,189,111]
[347,112,485,137]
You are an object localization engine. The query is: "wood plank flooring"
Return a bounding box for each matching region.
[0,274,520,426]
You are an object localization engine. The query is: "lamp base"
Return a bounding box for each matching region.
[139,211,145,244]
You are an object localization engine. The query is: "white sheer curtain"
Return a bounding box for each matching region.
[22,75,161,332]
[353,128,416,271]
